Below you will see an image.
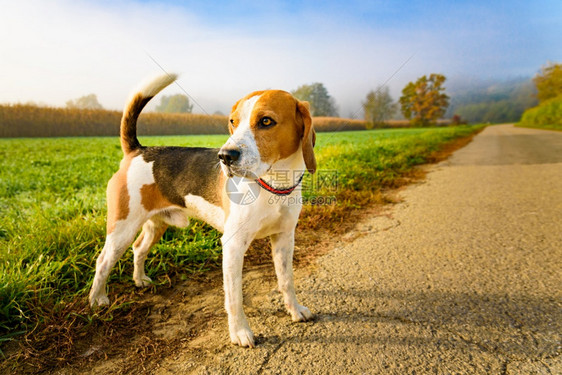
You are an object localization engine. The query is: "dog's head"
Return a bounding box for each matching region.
[218,90,316,178]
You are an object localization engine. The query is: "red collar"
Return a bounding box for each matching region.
[255,173,304,196]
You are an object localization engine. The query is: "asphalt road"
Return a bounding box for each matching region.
[81,124,561,375]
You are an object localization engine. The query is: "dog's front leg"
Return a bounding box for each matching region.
[270,231,313,322]
[221,228,255,347]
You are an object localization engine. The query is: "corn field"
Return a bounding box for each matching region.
[0,104,421,138]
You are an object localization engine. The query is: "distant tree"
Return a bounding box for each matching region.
[400,74,449,127]
[155,94,193,113]
[292,83,338,117]
[363,86,396,128]
[66,94,103,110]
[534,62,562,103]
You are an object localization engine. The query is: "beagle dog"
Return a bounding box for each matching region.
[89,74,316,348]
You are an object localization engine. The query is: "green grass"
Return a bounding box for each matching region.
[0,126,482,347]
[310,127,480,196]
[517,123,562,131]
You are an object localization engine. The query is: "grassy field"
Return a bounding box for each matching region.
[0,125,483,359]
[518,123,562,131]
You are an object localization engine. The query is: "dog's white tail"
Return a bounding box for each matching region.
[120,73,178,154]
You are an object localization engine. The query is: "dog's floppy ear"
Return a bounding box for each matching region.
[296,100,316,174]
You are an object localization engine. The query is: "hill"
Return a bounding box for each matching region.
[446,77,538,123]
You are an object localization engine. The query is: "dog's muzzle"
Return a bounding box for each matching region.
[218,147,241,167]
[219,147,244,178]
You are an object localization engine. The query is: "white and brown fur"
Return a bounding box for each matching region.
[89,74,316,348]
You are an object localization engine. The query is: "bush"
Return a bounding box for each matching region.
[519,95,562,131]
[451,114,467,125]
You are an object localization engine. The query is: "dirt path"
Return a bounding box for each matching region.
[66,125,562,374]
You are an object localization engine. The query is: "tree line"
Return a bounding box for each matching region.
[289,77,450,127]
[5,67,554,138]
[281,75,451,128]
[157,77,451,127]
[66,77,450,127]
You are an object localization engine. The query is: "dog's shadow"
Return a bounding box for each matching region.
[258,286,560,361]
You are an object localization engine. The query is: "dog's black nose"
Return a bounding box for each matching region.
[218,148,241,166]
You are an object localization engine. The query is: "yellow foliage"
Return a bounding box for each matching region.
[534,62,562,103]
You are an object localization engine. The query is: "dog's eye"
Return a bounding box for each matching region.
[259,117,276,128]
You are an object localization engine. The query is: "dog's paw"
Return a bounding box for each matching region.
[89,294,110,308]
[289,304,313,322]
[134,274,152,287]
[230,326,255,348]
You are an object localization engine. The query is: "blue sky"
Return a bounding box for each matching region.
[1,0,560,116]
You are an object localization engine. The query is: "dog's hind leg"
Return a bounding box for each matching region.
[132,217,168,287]
[270,230,313,322]
[89,218,145,307]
